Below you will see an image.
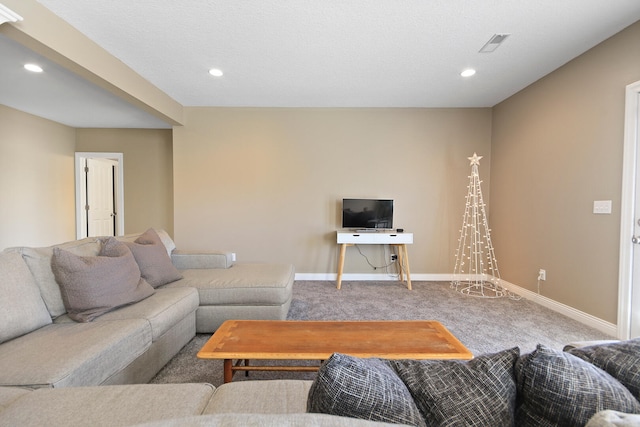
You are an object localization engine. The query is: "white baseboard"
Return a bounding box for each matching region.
[294,273,618,337]
[294,273,454,281]
[499,279,618,337]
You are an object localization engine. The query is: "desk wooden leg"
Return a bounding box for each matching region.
[395,245,405,281]
[401,244,412,290]
[337,243,348,289]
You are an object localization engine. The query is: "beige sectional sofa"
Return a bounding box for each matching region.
[4,229,635,426]
[0,229,294,389]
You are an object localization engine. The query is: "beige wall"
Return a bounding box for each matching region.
[173,107,492,274]
[76,129,174,236]
[0,105,76,249]
[491,21,640,324]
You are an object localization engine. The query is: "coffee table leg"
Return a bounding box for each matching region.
[224,359,233,383]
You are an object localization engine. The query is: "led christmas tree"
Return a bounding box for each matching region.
[451,153,511,298]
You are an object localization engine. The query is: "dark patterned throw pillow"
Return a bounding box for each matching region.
[307,353,426,427]
[567,338,640,400]
[390,347,519,427]
[516,344,640,427]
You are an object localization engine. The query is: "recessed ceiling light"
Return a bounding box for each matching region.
[24,63,43,73]
[208,68,223,77]
[461,69,476,77]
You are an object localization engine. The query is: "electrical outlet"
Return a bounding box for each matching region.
[390,254,398,262]
[538,269,546,281]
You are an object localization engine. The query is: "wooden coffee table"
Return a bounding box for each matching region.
[197,320,473,383]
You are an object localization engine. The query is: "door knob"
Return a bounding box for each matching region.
[633,236,640,244]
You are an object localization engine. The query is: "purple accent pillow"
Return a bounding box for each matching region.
[52,237,154,322]
[125,228,183,288]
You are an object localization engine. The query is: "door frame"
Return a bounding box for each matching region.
[75,152,124,239]
[618,80,640,340]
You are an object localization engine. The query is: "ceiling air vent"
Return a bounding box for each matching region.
[479,34,510,53]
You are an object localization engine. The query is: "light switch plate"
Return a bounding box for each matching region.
[593,200,612,214]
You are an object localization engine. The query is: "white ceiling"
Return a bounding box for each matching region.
[0,34,172,128]
[3,1,640,128]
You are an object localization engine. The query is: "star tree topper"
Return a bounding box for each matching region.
[468,152,483,166]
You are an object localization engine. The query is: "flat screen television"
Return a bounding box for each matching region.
[342,198,393,230]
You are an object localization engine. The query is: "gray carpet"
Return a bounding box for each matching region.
[149,281,614,387]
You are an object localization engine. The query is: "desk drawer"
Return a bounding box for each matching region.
[337,232,413,244]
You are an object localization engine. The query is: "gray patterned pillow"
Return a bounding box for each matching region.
[567,338,640,400]
[515,344,640,427]
[307,353,426,427]
[52,238,155,322]
[390,347,519,427]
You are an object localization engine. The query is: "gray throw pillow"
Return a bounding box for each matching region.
[515,344,640,427]
[124,228,183,288]
[0,251,52,343]
[390,347,519,427]
[52,237,155,322]
[307,353,426,427]
[567,338,640,400]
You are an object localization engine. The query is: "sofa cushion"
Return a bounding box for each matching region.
[567,338,640,399]
[307,353,426,427]
[515,344,640,427]
[95,287,199,340]
[0,251,51,344]
[204,380,312,414]
[52,237,155,322]
[135,413,409,427]
[12,238,102,318]
[0,319,151,388]
[390,347,519,427]
[0,386,31,412]
[124,228,183,288]
[167,263,295,305]
[0,383,214,427]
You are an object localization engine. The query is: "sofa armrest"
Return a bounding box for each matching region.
[171,250,235,269]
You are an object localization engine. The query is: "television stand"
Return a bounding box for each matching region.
[336,231,413,290]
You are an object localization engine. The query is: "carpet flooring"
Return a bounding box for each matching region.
[149,280,614,387]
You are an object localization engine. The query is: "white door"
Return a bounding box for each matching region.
[87,158,117,237]
[630,91,640,338]
[75,152,124,239]
[620,81,640,339]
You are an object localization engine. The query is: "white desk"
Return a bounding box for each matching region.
[336,231,414,290]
